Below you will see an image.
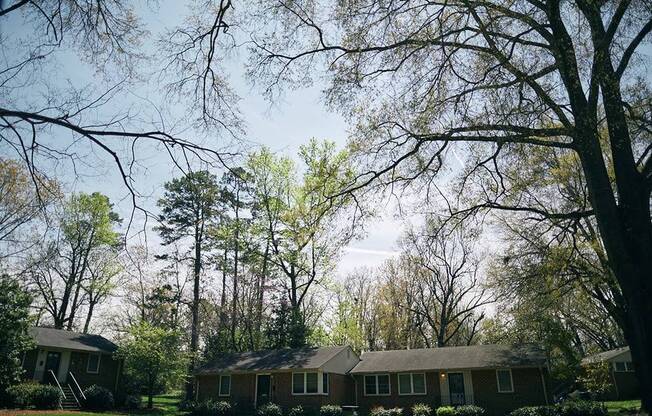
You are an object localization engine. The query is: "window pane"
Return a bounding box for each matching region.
[398,374,411,394]
[625,362,634,372]
[306,372,318,393]
[412,374,426,394]
[615,362,626,372]
[323,373,329,394]
[365,376,377,395]
[220,375,230,395]
[378,374,390,395]
[293,373,305,394]
[87,354,99,373]
[497,370,513,392]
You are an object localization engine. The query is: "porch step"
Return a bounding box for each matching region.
[60,385,80,410]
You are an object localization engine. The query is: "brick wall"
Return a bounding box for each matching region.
[354,372,442,415]
[472,368,548,416]
[67,351,122,395]
[196,371,355,412]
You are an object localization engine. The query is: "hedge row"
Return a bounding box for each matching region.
[510,401,607,416]
[188,402,487,416]
[6,383,62,409]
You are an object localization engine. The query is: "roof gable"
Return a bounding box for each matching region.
[582,347,630,365]
[197,345,351,375]
[350,344,546,373]
[29,327,118,353]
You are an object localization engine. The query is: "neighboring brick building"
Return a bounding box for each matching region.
[349,345,550,416]
[196,344,551,416]
[581,347,639,400]
[21,327,123,405]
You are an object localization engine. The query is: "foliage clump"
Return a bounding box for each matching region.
[289,405,307,416]
[371,407,404,416]
[257,403,283,416]
[0,277,34,404]
[510,402,606,416]
[191,400,233,416]
[455,405,486,416]
[412,404,432,416]
[436,407,456,416]
[29,385,62,410]
[82,384,114,411]
[321,405,344,416]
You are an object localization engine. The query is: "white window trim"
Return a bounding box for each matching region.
[87,353,101,374]
[398,373,427,395]
[363,374,391,396]
[496,369,514,393]
[613,361,634,373]
[291,371,325,395]
[218,374,231,396]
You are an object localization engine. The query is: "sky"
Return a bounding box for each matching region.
[0,0,404,276]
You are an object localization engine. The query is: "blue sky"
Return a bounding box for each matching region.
[1,0,404,275]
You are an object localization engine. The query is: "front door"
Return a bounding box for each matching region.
[448,373,465,405]
[43,351,61,383]
[256,374,271,406]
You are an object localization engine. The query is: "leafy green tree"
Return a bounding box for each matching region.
[156,170,221,399]
[248,140,359,347]
[117,323,188,409]
[27,192,121,330]
[579,361,614,401]
[246,0,652,408]
[0,276,34,405]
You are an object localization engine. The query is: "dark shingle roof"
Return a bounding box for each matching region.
[197,345,348,375]
[29,327,117,353]
[350,344,546,373]
[581,347,629,365]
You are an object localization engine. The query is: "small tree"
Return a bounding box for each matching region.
[116,323,188,409]
[579,361,614,401]
[0,276,34,405]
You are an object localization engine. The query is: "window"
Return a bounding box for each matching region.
[292,372,324,395]
[87,353,100,374]
[496,369,514,393]
[219,375,231,396]
[614,362,634,372]
[323,373,329,394]
[306,372,318,393]
[364,374,390,396]
[398,373,426,395]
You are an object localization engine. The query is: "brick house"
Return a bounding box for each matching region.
[21,327,123,407]
[195,345,360,413]
[196,344,550,416]
[581,347,639,400]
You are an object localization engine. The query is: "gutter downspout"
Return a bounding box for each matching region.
[539,367,549,405]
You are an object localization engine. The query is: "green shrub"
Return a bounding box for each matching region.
[124,394,142,410]
[290,406,307,416]
[510,407,543,416]
[387,409,403,416]
[191,400,233,416]
[322,405,344,416]
[6,382,40,408]
[82,384,114,411]
[31,385,63,410]
[371,407,389,416]
[258,403,283,416]
[437,407,456,416]
[180,399,198,412]
[412,404,432,416]
[455,405,485,416]
[558,401,606,416]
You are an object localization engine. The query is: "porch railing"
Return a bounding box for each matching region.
[69,371,86,401]
[48,370,65,409]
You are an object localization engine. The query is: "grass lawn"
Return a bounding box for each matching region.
[604,400,641,415]
[0,392,183,416]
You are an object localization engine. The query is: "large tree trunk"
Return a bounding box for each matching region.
[82,300,95,333]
